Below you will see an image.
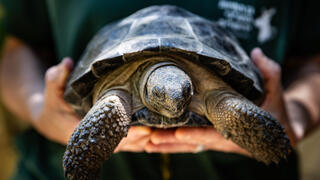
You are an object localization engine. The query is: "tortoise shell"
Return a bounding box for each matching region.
[64,5,264,114]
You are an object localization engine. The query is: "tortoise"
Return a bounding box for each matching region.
[63,5,291,180]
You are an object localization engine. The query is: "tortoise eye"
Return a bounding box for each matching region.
[183,81,192,97]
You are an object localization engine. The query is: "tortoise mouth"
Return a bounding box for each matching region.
[140,61,193,118]
[131,107,212,128]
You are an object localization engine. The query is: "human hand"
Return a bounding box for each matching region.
[251,48,297,146]
[115,126,152,153]
[144,127,250,156]
[31,57,80,145]
[250,48,285,123]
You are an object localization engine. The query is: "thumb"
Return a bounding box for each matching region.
[251,48,284,113]
[250,48,281,84]
[45,57,74,96]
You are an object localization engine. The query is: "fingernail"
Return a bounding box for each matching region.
[251,48,263,62]
[46,67,58,81]
[176,129,191,140]
[131,126,151,136]
[61,57,73,70]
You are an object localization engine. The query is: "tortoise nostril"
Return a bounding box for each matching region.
[152,86,165,99]
[183,83,192,97]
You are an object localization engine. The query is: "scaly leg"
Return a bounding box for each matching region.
[204,90,291,164]
[63,90,131,180]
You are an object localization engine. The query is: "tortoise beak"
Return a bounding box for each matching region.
[143,64,193,118]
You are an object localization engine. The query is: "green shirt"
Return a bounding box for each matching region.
[4,0,320,62]
[3,0,320,179]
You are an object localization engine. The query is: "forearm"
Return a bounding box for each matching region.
[0,37,45,123]
[284,56,320,142]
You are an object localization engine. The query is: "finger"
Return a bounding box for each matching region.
[175,127,223,144]
[150,129,177,144]
[116,126,151,148]
[128,126,152,136]
[175,127,250,156]
[251,48,282,107]
[35,113,80,145]
[45,57,73,95]
[44,58,75,111]
[251,48,281,85]
[115,136,150,152]
[145,142,198,153]
[114,126,151,152]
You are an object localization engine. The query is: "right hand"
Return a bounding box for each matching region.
[251,48,297,146]
[32,58,80,145]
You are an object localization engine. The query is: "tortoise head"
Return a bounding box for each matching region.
[140,62,193,118]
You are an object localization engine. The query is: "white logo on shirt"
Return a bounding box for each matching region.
[254,8,277,43]
[217,0,255,39]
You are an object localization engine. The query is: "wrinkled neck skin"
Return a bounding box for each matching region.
[203,89,242,117]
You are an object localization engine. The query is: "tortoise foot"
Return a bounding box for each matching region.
[63,91,131,180]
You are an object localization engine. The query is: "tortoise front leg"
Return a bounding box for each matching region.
[204,89,291,164]
[63,90,131,180]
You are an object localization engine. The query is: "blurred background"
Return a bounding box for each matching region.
[0,1,320,180]
[0,103,28,180]
[298,128,320,180]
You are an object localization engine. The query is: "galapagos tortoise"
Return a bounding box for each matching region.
[63,5,291,180]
